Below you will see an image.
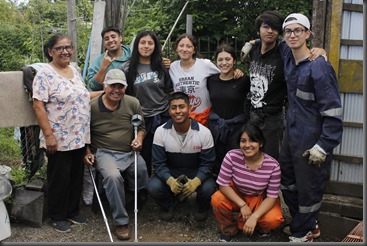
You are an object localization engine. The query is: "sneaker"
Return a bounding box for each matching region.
[283,223,320,239]
[289,231,313,242]
[311,223,321,238]
[257,230,271,238]
[51,220,71,233]
[219,233,233,242]
[67,215,87,225]
[115,224,130,240]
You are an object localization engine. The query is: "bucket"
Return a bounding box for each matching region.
[0,201,11,240]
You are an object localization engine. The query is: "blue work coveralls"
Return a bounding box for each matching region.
[279,44,343,237]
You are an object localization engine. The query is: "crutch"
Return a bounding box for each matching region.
[87,159,114,242]
[131,114,143,242]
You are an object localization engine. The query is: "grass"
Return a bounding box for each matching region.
[0,128,22,167]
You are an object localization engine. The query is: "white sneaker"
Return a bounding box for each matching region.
[283,223,321,238]
[289,231,313,242]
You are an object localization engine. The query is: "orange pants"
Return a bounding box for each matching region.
[211,186,284,236]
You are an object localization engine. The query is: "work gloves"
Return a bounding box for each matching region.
[302,144,327,168]
[240,42,253,62]
[182,177,201,197]
[166,176,202,197]
[166,177,183,194]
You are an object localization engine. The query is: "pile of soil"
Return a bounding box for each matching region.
[3,192,340,243]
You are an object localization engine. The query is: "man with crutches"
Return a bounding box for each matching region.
[84,69,148,241]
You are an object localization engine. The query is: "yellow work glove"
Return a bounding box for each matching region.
[182,177,201,197]
[166,177,183,194]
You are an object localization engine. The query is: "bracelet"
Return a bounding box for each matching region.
[239,203,247,209]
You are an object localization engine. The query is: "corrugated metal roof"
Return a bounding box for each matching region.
[341,93,363,123]
[340,1,363,60]
[330,160,363,183]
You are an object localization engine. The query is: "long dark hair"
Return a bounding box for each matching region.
[238,123,266,152]
[126,31,165,92]
[43,33,71,62]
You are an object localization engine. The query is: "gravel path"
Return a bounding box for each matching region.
[3,192,340,243]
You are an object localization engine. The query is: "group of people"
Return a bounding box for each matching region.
[31,9,343,243]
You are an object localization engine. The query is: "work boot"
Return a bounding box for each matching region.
[194,209,208,221]
[115,224,130,240]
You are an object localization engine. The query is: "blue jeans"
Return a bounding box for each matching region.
[148,172,216,212]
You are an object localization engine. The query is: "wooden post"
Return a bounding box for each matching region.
[104,0,123,30]
[67,0,78,63]
[89,0,106,64]
[311,0,328,49]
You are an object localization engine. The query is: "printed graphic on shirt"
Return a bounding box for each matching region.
[249,61,275,108]
[134,71,160,84]
[175,76,201,112]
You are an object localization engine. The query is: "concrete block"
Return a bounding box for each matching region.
[10,189,46,227]
[321,194,363,220]
[25,178,46,192]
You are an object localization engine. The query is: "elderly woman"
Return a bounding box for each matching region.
[32,33,93,233]
[211,123,284,242]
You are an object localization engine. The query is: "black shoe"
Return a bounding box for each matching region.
[194,210,208,221]
[67,215,87,225]
[219,233,233,242]
[51,220,71,233]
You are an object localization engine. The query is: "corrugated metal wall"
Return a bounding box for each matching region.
[329,0,363,184]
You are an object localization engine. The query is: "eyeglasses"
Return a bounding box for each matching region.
[284,28,305,37]
[52,45,73,53]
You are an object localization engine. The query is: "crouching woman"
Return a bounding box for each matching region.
[211,123,284,242]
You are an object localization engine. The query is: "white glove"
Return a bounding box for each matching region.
[240,42,252,62]
[302,144,327,167]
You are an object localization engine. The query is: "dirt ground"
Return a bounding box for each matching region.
[2,192,341,244]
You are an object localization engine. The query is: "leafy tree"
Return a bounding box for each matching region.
[0,0,313,71]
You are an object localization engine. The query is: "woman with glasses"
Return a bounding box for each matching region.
[32,33,98,233]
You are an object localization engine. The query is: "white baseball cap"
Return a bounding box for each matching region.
[104,69,128,87]
[282,13,314,39]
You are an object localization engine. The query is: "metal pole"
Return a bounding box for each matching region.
[131,114,142,242]
[186,14,192,35]
[162,0,190,52]
[88,165,114,242]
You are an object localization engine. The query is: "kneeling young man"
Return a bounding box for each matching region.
[148,92,216,222]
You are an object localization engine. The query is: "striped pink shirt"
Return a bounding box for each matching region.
[216,149,281,198]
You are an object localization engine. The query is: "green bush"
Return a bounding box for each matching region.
[0,128,22,167]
